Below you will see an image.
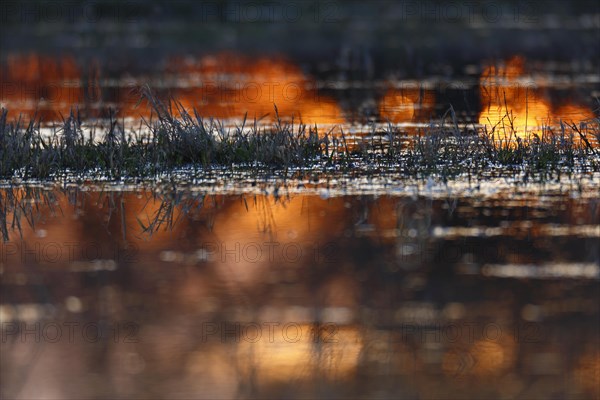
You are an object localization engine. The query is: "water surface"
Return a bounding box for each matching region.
[1,182,598,399]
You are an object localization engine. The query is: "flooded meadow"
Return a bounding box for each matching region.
[1,1,599,399]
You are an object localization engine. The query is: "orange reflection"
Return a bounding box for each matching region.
[479,56,595,144]
[442,337,516,377]
[1,52,344,126]
[574,352,600,397]
[0,53,83,122]
[237,324,362,384]
[120,193,190,251]
[379,87,435,123]
[3,188,82,244]
[468,338,516,376]
[205,195,350,288]
[2,187,599,398]
[554,104,596,123]
[168,53,345,126]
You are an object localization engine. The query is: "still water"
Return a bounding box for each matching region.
[1,180,598,399]
[2,2,599,399]
[1,41,599,400]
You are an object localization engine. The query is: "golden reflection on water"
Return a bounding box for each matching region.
[0,53,83,121]
[168,53,345,126]
[3,52,597,145]
[1,185,599,398]
[379,87,436,123]
[236,324,363,383]
[0,52,345,126]
[478,56,595,143]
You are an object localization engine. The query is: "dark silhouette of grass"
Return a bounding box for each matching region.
[1,89,598,182]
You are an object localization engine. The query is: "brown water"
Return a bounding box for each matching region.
[1,183,598,399]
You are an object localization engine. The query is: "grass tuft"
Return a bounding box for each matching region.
[1,89,598,182]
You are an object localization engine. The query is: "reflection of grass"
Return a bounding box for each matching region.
[1,90,598,181]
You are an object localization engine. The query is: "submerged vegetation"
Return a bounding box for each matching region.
[1,89,598,183]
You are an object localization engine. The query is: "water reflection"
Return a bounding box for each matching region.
[2,52,597,143]
[1,185,598,398]
[379,87,436,123]
[167,53,345,126]
[0,52,345,127]
[0,53,84,121]
[478,56,595,143]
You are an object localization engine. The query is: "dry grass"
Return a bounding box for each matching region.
[1,90,598,182]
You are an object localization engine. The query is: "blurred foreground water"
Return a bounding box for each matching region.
[1,181,598,399]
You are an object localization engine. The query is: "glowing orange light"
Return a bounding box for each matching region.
[478,56,595,145]
[168,53,345,126]
[237,324,363,383]
[379,88,435,123]
[1,53,83,121]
